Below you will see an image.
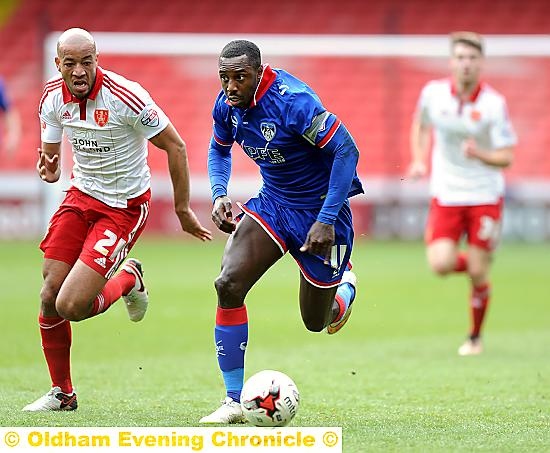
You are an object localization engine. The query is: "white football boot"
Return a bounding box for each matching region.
[121,258,149,322]
[458,337,483,356]
[22,386,77,411]
[326,270,357,335]
[199,397,246,424]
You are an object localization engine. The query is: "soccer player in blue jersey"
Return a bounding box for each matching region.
[199,40,364,424]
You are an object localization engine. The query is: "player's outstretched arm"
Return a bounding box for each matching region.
[150,124,212,241]
[36,142,61,183]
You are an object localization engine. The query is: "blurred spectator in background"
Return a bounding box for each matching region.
[408,31,517,356]
[0,77,21,155]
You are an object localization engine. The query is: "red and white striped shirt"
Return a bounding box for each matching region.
[39,67,170,208]
[416,78,517,206]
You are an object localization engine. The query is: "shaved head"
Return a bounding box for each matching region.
[55,28,98,99]
[57,28,97,58]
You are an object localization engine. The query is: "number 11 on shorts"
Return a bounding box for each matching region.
[330,244,347,270]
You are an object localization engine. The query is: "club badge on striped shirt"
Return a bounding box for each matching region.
[94,109,109,127]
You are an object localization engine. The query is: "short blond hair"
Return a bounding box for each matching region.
[450,31,484,54]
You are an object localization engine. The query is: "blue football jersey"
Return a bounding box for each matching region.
[211,65,363,209]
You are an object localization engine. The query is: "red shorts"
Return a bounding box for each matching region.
[425,198,503,251]
[40,188,150,278]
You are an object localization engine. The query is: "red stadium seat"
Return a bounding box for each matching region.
[0,0,549,182]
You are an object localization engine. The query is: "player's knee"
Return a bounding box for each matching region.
[214,274,246,307]
[429,259,453,276]
[468,268,487,286]
[56,298,88,322]
[40,282,59,310]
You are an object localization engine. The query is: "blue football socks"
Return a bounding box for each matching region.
[215,306,248,402]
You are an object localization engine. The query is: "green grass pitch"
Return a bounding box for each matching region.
[1,238,549,452]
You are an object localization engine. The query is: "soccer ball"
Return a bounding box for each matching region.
[240,370,300,427]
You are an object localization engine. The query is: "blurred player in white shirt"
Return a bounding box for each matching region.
[23,28,211,412]
[408,32,517,356]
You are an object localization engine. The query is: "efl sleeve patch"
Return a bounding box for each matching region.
[302,111,332,145]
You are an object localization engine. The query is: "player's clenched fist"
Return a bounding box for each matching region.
[212,196,236,233]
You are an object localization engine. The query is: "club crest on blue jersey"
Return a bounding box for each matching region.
[260,122,276,141]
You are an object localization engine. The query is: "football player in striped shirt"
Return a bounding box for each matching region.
[408,32,517,356]
[23,28,211,411]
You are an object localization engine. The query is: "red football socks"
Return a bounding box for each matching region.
[89,270,135,316]
[470,283,490,338]
[39,315,73,394]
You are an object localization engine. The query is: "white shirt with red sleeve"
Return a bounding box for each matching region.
[39,67,170,208]
[416,78,517,206]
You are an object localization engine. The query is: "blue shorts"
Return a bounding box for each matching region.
[238,193,354,288]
